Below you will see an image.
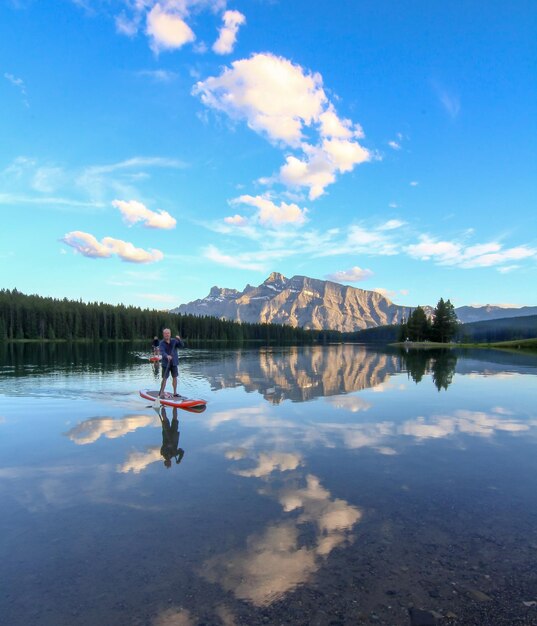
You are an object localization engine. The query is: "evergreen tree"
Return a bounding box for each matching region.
[431,298,458,343]
[407,306,431,341]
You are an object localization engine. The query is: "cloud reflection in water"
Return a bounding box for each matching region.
[202,443,362,607]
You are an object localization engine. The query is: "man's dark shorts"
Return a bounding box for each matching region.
[162,365,178,378]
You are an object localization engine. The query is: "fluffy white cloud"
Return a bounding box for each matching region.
[114,0,238,55]
[232,195,308,227]
[201,472,361,607]
[325,266,374,283]
[405,236,461,263]
[65,414,158,445]
[118,446,162,473]
[461,245,535,268]
[194,53,327,146]
[62,231,164,263]
[224,214,249,226]
[146,2,196,53]
[213,9,245,54]
[319,105,363,140]
[233,452,302,478]
[194,53,370,198]
[388,140,401,150]
[112,199,176,229]
[279,139,369,200]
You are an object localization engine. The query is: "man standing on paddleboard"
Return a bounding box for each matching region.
[159,328,184,398]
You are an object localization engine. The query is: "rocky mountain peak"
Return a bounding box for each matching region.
[264,272,288,285]
[208,286,240,300]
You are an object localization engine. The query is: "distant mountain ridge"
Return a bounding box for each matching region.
[454,305,537,323]
[172,273,536,332]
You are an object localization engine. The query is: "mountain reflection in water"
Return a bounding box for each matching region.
[203,345,400,402]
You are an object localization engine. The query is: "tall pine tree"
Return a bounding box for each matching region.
[431,298,458,343]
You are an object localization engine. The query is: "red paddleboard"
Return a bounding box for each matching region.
[149,356,160,362]
[139,389,207,410]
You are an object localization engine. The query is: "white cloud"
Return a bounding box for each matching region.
[137,69,178,82]
[279,139,369,200]
[194,53,370,198]
[433,82,461,119]
[112,199,177,229]
[405,235,537,269]
[388,140,401,150]
[118,446,162,473]
[224,214,249,226]
[65,414,158,445]
[62,231,164,263]
[115,11,141,36]
[461,245,535,268]
[325,266,373,283]
[201,472,361,607]
[204,244,267,271]
[233,452,302,478]
[324,395,371,413]
[345,225,398,255]
[146,2,196,54]
[203,206,536,276]
[497,265,519,274]
[32,166,66,193]
[405,236,461,263]
[212,9,245,54]
[409,181,419,186]
[378,219,404,231]
[114,1,236,56]
[232,194,308,227]
[4,72,29,107]
[194,53,327,146]
[85,156,185,174]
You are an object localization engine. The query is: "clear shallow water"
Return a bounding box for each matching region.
[1,343,537,626]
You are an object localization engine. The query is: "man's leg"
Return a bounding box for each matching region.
[172,374,178,395]
[159,367,168,396]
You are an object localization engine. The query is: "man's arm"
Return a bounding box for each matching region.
[174,336,185,349]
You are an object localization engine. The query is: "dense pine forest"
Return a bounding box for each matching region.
[0,289,339,344]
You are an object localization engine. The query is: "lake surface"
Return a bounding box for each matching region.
[1,343,537,626]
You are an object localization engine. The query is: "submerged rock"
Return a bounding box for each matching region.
[408,607,437,626]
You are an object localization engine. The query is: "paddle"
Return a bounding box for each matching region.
[156,354,172,406]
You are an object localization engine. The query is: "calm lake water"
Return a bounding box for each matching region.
[1,343,537,626]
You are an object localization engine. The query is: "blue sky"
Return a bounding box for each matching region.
[1,0,535,310]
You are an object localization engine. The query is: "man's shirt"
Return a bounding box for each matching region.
[159,337,184,366]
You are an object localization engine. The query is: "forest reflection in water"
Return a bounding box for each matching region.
[1,344,537,625]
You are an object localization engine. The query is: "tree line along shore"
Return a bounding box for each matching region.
[0,289,339,344]
[1,289,535,348]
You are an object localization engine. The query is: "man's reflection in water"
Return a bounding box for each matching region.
[158,407,185,468]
